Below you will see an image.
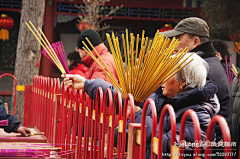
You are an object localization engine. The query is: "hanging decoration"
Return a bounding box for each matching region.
[0,14,14,41]
[56,15,77,23]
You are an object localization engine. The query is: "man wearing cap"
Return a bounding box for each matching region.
[161,17,232,143]
[75,29,119,84]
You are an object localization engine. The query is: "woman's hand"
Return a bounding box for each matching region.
[127,101,141,119]
[16,126,31,137]
[61,74,86,90]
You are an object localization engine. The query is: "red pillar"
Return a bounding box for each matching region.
[40,0,54,77]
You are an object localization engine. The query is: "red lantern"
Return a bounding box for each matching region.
[159,24,173,32]
[0,14,14,41]
[77,20,96,32]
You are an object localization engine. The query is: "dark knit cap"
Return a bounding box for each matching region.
[77,29,102,51]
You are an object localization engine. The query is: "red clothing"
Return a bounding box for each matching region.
[82,43,119,84]
[82,43,120,134]
[69,63,88,78]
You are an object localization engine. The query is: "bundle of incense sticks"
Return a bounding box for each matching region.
[0,120,8,126]
[82,29,193,103]
[231,64,238,78]
[25,21,69,74]
[41,41,69,74]
[0,143,59,157]
[225,55,236,84]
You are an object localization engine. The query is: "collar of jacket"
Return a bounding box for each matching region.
[191,41,217,59]
[82,43,108,67]
[72,63,89,72]
[166,80,217,111]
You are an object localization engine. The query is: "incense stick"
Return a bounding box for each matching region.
[15,131,45,137]
[0,120,8,126]
[232,64,238,77]
[226,55,236,84]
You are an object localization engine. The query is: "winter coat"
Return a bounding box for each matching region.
[134,83,219,158]
[192,41,232,141]
[69,63,88,78]
[230,77,240,159]
[0,100,20,133]
[82,43,120,135]
[81,43,119,84]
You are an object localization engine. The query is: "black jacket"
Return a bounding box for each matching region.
[192,41,232,141]
[230,77,240,158]
[0,100,20,133]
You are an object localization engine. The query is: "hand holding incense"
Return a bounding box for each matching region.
[16,132,44,137]
[16,126,31,137]
[61,74,86,90]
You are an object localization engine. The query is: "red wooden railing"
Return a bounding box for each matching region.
[158,104,176,159]
[139,98,157,159]
[205,115,232,159]
[179,109,201,159]
[22,76,234,159]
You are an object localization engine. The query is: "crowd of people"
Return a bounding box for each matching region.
[1,16,239,158]
[62,17,240,158]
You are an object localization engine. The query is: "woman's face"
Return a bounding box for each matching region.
[162,76,185,98]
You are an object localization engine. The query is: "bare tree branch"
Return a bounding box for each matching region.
[75,1,123,32]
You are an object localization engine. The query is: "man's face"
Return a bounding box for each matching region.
[78,49,88,59]
[174,33,197,53]
[67,60,73,66]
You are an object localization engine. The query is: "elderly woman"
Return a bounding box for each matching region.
[131,53,220,158]
[62,53,219,156]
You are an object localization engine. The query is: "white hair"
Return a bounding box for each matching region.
[174,53,209,89]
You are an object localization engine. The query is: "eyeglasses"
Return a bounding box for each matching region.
[75,47,79,52]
